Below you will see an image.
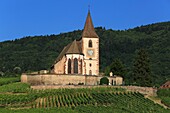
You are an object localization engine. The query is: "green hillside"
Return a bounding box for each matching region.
[0,21,170,85]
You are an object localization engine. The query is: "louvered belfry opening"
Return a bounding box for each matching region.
[88,40,92,47]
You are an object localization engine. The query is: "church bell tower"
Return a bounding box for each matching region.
[82,10,99,75]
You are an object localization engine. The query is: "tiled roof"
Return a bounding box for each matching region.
[160,81,170,89]
[66,40,81,54]
[54,40,82,63]
[82,11,99,38]
[163,81,170,86]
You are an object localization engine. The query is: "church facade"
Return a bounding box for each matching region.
[51,11,99,76]
[21,11,123,86]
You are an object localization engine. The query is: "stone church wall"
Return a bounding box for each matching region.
[54,57,66,74]
[82,38,99,75]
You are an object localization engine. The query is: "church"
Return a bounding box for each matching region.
[21,11,123,86]
[51,11,99,76]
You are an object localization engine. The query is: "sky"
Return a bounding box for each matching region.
[0,0,170,42]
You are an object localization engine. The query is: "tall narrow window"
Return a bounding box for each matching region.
[68,59,71,74]
[89,70,92,75]
[74,58,78,74]
[80,59,83,74]
[88,40,92,47]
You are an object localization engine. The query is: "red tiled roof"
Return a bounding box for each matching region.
[160,81,170,89]
[55,40,82,63]
[82,11,99,38]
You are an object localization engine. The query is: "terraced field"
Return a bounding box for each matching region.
[157,88,170,107]
[0,77,169,113]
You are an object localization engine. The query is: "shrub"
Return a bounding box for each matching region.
[100,77,109,85]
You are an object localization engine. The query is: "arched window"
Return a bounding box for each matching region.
[89,70,92,75]
[88,40,92,47]
[74,58,78,74]
[68,59,71,74]
[80,59,83,74]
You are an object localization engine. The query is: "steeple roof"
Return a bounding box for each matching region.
[82,11,99,38]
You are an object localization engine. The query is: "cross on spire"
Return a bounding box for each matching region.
[88,4,90,12]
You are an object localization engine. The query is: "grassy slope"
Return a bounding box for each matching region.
[157,89,170,107]
[0,78,169,113]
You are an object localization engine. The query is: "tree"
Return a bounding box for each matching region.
[100,77,109,85]
[132,49,152,86]
[105,59,126,77]
[0,71,4,77]
[104,66,110,76]
[13,67,22,74]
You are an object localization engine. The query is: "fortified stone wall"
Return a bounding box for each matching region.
[85,75,98,85]
[21,74,123,86]
[121,86,157,96]
[21,74,102,85]
[22,74,42,85]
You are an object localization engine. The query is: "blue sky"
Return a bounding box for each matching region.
[0,0,170,42]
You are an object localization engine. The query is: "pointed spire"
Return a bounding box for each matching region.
[82,10,99,38]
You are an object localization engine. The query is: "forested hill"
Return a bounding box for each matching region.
[0,21,170,85]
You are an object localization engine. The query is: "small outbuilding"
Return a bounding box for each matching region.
[160,81,170,89]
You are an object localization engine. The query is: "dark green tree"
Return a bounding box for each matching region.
[105,59,126,77]
[132,49,152,86]
[100,77,109,85]
[104,66,110,76]
[13,67,22,75]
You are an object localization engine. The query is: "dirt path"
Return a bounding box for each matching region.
[0,92,27,95]
[145,95,169,109]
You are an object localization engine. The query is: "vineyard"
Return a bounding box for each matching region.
[0,77,20,86]
[0,82,30,93]
[0,77,169,113]
[157,88,170,107]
